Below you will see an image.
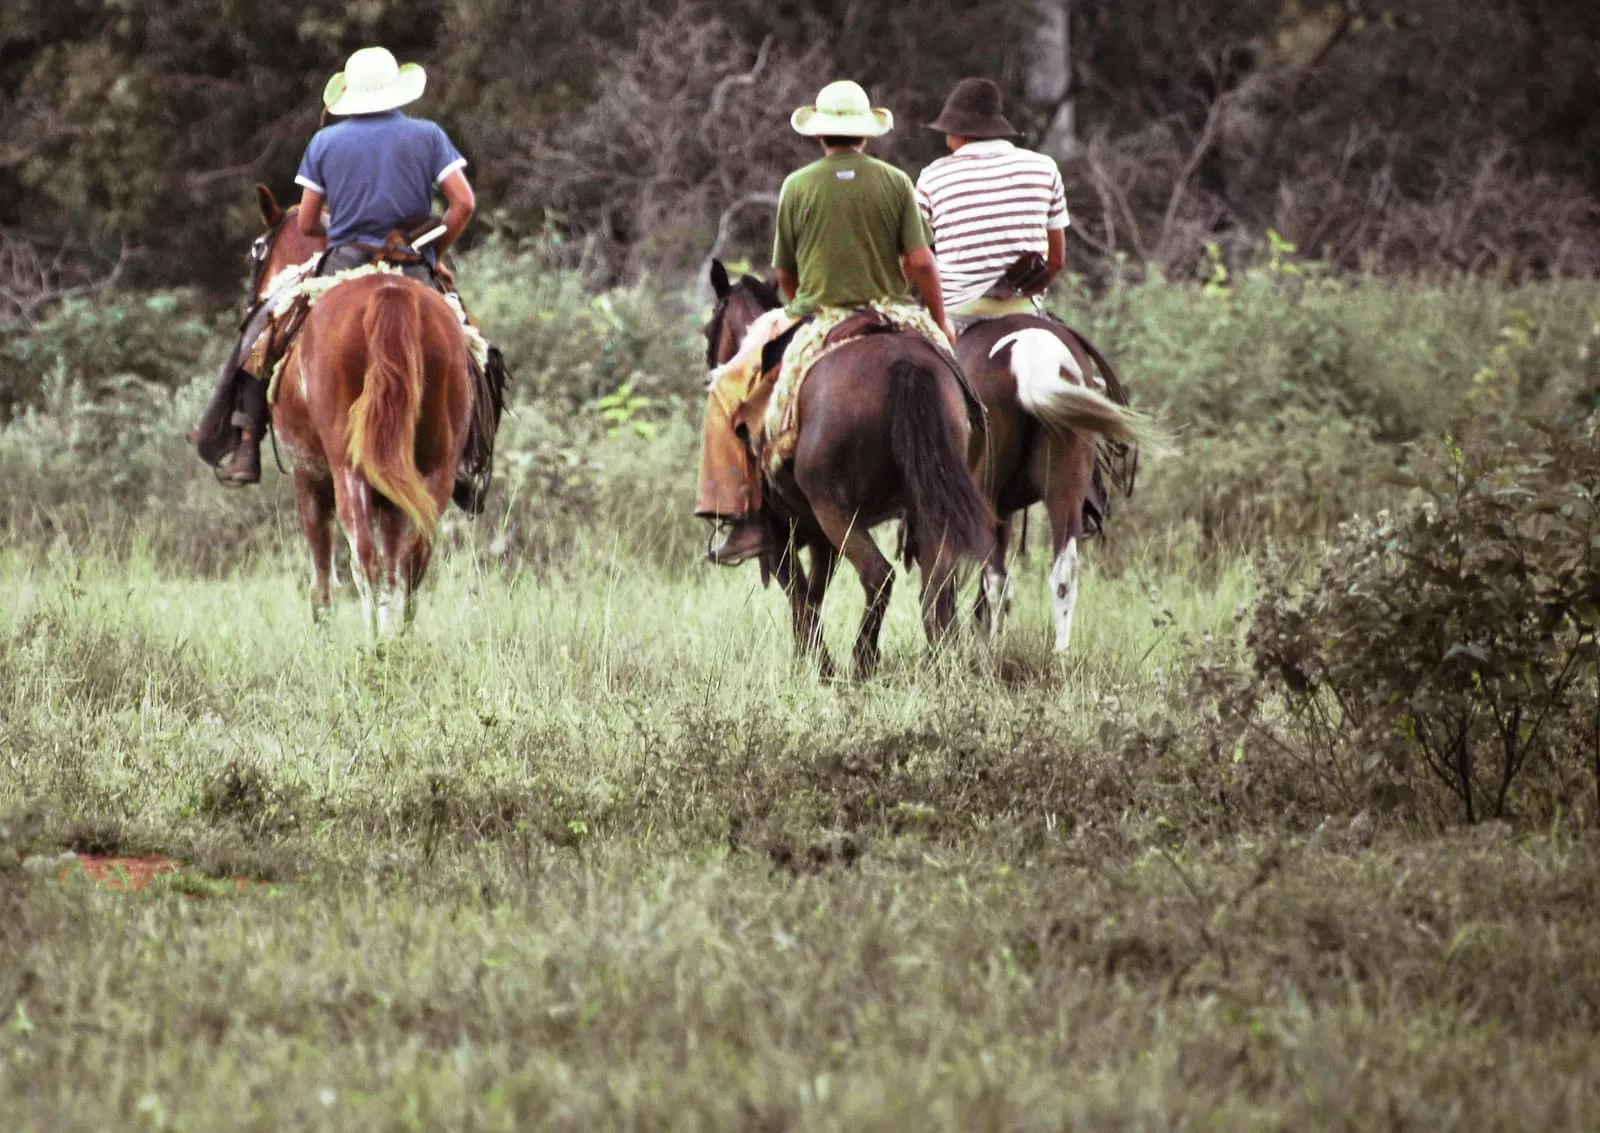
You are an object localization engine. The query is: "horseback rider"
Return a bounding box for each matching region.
[696,80,957,566]
[914,78,1068,328]
[214,46,477,486]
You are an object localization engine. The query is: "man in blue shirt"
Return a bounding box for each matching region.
[217,46,476,484]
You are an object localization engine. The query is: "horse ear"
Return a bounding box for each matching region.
[256,184,282,225]
[710,259,731,299]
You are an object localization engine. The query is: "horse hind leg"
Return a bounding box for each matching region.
[799,537,838,679]
[374,501,413,638]
[1043,431,1094,654]
[295,471,336,625]
[809,502,893,679]
[919,533,963,648]
[334,470,381,639]
[975,517,1014,640]
[1050,537,1081,652]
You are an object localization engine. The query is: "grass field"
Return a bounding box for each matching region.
[3,522,1600,1131]
[3,269,1599,1128]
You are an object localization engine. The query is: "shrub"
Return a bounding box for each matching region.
[1177,419,1600,826]
[0,290,221,417]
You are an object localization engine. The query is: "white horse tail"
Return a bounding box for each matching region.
[990,329,1164,450]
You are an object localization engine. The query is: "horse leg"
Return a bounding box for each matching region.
[809,502,893,679]
[801,538,838,679]
[400,536,433,630]
[334,468,381,639]
[770,530,836,678]
[974,516,1014,640]
[919,532,964,647]
[294,471,336,624]
[373,502,411,639]
[1043,432,1095,653]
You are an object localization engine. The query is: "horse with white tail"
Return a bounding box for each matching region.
[958,314,1161,651]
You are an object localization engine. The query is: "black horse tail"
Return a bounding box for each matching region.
[887,358,993,562]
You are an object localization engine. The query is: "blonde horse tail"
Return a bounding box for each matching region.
[992,329,1168,453]
[347,281,439,539]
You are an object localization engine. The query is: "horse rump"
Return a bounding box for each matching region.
[886,358,992,561]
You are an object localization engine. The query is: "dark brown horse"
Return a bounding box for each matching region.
[706,263,992,678]
[252,187,472,635]
[958,314,1150,651]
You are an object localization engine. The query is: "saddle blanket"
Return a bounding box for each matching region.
[264,260,488,402]
[706,302,956,475]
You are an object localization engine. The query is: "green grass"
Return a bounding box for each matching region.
[2,269,1598,1126]
[2,531,1598,1130]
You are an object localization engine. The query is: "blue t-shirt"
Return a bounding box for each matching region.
[294,111,466,249]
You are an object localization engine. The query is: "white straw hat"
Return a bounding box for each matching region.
[322,47,427,117]
[790,80,893,138]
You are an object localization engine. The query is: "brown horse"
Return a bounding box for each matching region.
[706,263,992,678]
[251,187,472,636]
[958,314,1149,652]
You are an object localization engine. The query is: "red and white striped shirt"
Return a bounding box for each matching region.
[915,140,1069,309]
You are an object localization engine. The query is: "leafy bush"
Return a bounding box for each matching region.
[1165,419,1600,826]
[0,290,221,417]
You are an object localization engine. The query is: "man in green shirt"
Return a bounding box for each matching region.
[697,80,954,566]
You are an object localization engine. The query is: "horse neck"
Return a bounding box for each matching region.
[724,293,779,358]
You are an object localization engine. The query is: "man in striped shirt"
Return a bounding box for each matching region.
[915,78,1068,320]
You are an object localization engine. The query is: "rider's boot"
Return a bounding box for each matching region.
[696,393,771,566]
[218,374,268,485]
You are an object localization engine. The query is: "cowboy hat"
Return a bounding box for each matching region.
[322,47,427,117]
[791,80,894,139]
[927,77,1017,139]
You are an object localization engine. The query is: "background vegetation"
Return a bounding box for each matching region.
[2,1,1600,1126]
[1,0,1596,299]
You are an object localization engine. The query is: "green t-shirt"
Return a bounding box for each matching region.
[772,152,932,318]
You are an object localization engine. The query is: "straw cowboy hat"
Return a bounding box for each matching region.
[927,77,1017,139]
[322,47,427,116]
[790,80,894,138]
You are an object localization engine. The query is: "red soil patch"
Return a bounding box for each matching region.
[70,855,183,891]
[67,854,260,894]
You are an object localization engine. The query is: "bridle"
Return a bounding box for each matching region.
[244,207,297,310]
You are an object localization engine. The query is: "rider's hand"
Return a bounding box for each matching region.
[939,317,959,348]
[435,261,457,291]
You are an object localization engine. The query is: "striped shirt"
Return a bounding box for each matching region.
[915,140,1068,309]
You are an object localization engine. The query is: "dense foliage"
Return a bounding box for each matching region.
[2,0,1596,295]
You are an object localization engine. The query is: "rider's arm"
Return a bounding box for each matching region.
[1046,228,1066,284]
[437,170,476,257]
[903,246,956,347]
[776,269,800,301]
[297,188,327,238]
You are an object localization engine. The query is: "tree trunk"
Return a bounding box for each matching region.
[1023,0,1077,162]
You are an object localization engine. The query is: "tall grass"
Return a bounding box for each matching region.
[0,257,1597,1128]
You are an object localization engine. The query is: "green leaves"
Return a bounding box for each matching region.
[1248,414,1600,823]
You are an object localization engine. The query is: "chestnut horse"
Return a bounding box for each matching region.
[959,315,1147,652]
[251,187,472,636]
[706,263,992,678]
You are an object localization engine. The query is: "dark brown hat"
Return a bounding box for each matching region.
[927,77,1016,139]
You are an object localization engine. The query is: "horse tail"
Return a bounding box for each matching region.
[887,358,992,560]
[994,328,1167,451]
[347,281,439,539]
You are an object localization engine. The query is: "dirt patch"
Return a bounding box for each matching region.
[67,855,263,895]
[70,855,183,891]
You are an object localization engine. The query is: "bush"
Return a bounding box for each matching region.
[1164,419,1600,826]
[0,290,221,417]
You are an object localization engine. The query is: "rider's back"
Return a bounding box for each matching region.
[776,152,927,317]
[296,111,465,247]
